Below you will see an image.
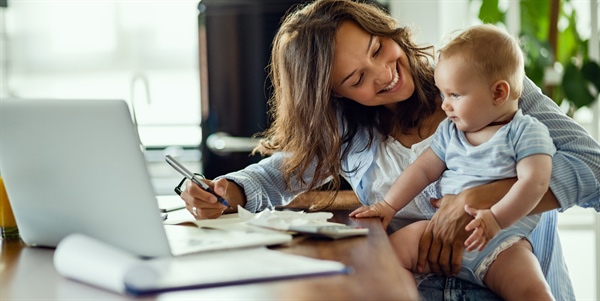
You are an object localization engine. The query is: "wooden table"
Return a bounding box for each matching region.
[0,210,417,300]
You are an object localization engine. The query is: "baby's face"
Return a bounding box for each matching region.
[435,57,497,132]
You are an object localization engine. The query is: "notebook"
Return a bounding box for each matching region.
[0,98,291,257]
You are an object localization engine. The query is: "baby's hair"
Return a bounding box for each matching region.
[438,24,525,99]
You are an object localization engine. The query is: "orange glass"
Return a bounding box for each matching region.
[0,175,19,239]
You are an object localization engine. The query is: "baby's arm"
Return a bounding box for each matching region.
[464,153,553,251]
[350,148,446,228]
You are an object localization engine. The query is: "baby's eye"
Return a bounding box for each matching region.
[451,93,460,98]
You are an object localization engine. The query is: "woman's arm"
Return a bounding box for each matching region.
[520,77,600,211]
[182,152,321,219]
[416,178,561,275]
[215,153,298,213]
[462,178,561,213]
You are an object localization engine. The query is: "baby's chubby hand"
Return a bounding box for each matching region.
[463,206,501,252]
[349,200,397,229]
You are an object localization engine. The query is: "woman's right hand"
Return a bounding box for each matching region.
[180,178,245,219]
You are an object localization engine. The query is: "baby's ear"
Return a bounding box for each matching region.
[491,80,510,106]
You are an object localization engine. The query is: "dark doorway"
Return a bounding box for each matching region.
[198,0,305,178]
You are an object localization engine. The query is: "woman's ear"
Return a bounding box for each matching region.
[491,80,510,106]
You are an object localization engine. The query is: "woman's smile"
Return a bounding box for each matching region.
[379,62,401,94]
[331,21,414,107]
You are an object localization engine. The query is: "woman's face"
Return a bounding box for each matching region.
[331,21,414,109]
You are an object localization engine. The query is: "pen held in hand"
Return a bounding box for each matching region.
[165,155,231,208]
[189,175,231,208]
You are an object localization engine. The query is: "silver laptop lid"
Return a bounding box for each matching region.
[0,98,171,257]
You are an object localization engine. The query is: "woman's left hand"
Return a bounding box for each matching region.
[418,179,519,276]
[417,194,471,276]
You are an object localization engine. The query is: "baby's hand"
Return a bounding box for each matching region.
[349,201,397,229]
[463,206,501,252]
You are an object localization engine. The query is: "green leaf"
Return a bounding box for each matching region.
[478,0,504,24]
[520,0,548,40]
[562,62,595,108]
[478,0,597,110]
[582,60,600,92]
[557,19,578,63]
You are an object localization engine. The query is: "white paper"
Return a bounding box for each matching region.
[191,206,338,231]
[53,233,141,293]
[164,205,340,232]
[53,233,348,295]
[124,247,348,294]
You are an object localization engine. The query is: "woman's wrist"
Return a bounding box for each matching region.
[460,178,517,208]
[224,180,247,210]
[461,178,560,215]
[530,188,560,214]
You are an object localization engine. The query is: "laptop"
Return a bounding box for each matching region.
[0,98,291,257]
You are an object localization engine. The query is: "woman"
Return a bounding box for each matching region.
[181,0,600,299]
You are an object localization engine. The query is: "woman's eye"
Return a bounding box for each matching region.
[352,74,364,87]
[373,43,382,57]
[440,93,445,100]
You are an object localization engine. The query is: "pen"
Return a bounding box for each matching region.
[165,154,231,208]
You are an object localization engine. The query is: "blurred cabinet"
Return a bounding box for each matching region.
[197,0,302,178]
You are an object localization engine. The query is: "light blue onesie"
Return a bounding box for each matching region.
[429,109,556,286]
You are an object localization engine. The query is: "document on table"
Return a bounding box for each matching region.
[54,233,349,296]
[165,205,369,239]
[167,205,339,230]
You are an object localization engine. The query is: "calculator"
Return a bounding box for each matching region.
[288,224,369,239]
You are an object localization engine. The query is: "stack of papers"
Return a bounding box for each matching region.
[186,206,369,239]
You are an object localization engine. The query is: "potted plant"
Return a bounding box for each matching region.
[475,0,600,116]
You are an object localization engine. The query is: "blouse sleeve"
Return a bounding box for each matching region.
[519,77,600,211]
[216,152,299,213]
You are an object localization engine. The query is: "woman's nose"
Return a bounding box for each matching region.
[374,64,392,86]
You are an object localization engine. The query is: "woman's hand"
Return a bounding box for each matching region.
[417,194,471,276]
[349,201,397,229]
[417,177,559,275]
[180,178,245,219]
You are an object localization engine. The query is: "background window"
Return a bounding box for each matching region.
[1,1,202,194]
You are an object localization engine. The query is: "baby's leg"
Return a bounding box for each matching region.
[484,239,554,301]
[389,220,430,274]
